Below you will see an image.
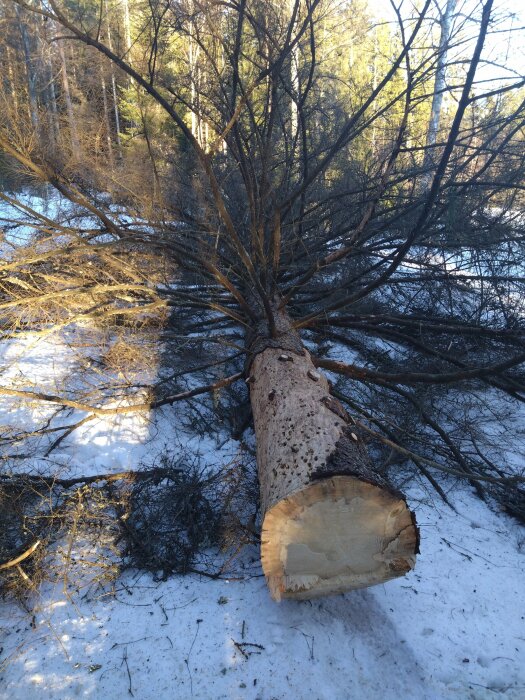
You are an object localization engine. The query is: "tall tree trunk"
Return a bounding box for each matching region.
[45,62,60,145]
[423,0,457,175]
[57,39,80,159]
[286,0,299,140]
[371,27,378,154]
[39,8,60,145]
[100,64,115,169]
[5,47,21,115]
[15,6,39,133]
[248,308,418,601]
[122,0,132,63]
[102,0,122,158]
[188,34,202,145]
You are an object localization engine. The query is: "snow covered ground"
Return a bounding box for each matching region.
[0,491,524,700]
[0,330,524,700]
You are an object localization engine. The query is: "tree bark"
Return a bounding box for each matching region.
[5,47,21,115]
[423,0,456,180]
[15,5,39,133]
[57,39,80,159]
[100,62,115,168]
[103,1,122,157]
[248,308,418,601]
[39,0,60,145]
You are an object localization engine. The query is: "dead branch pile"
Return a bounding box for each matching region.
[0,453,258,602]
[0,477,51,596]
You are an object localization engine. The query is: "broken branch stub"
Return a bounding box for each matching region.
[249,333,418,601]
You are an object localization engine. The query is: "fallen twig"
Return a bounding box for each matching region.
[0,540,41,571]
[231,639,265,659]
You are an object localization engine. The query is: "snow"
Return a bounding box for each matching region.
[0,330,524,700]
[0,487,524,699]
[0,329,239,480]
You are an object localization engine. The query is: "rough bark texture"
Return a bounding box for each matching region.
[249,311,418,601]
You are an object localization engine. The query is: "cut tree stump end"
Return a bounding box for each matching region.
[261,475,418,601]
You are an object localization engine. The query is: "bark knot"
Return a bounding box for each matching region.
[320,395,351,423]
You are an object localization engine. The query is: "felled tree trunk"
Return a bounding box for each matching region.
[248,308,418,601]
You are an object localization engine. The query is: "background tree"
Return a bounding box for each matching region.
[1,0,524,599]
